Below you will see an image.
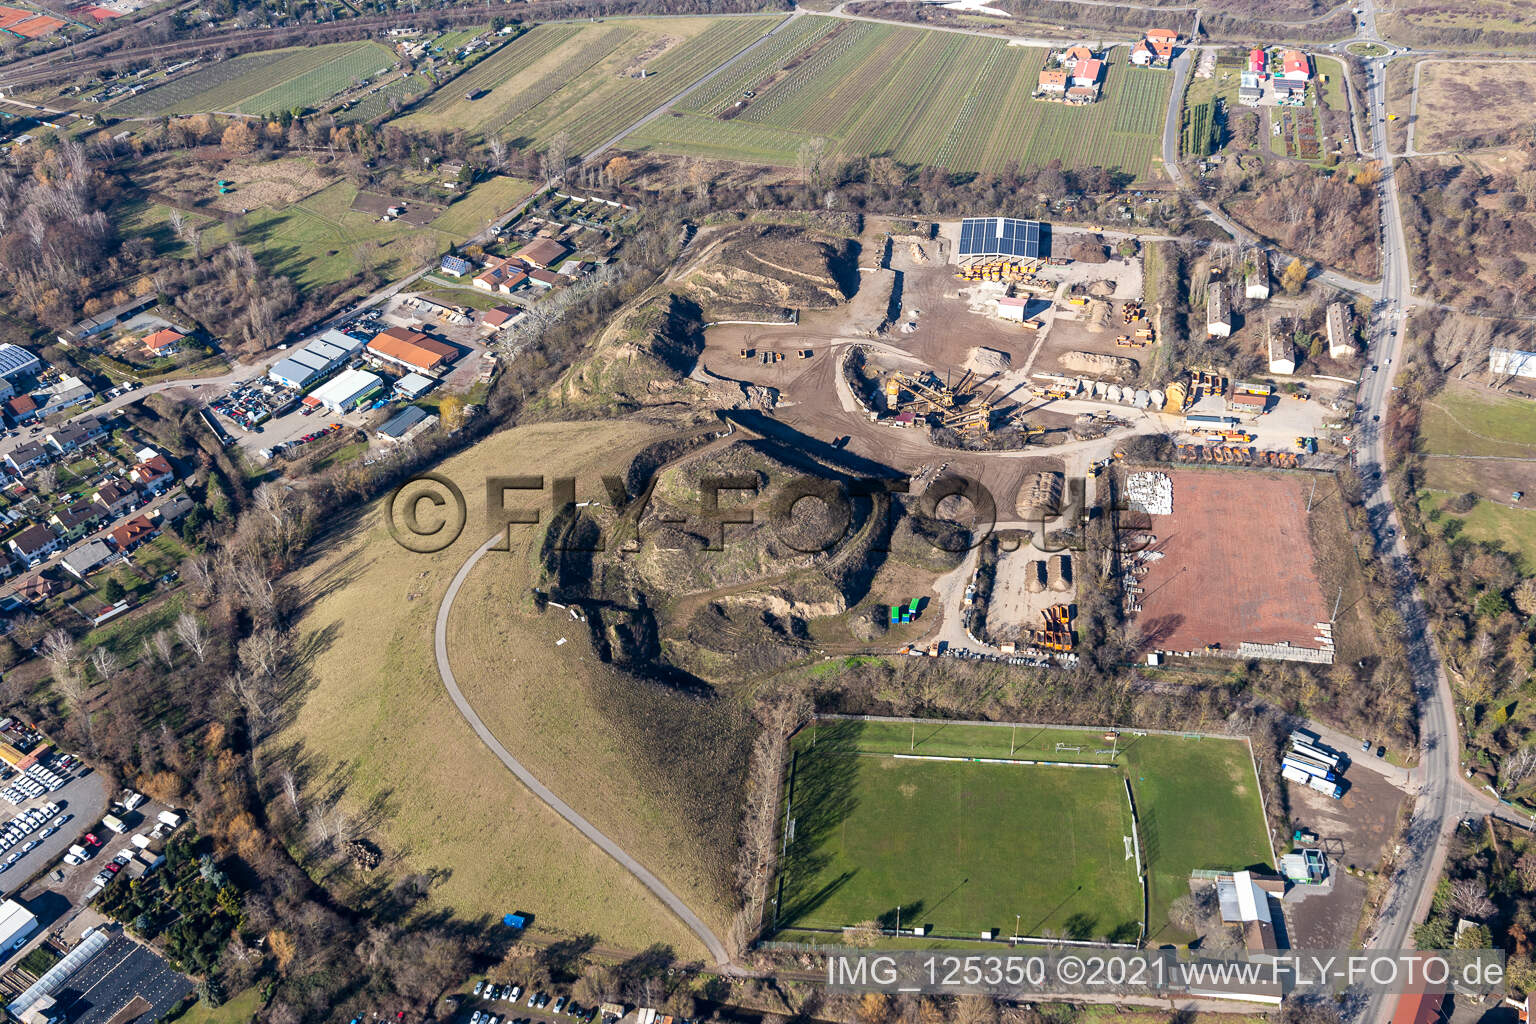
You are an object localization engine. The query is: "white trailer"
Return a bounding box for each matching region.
[1290,741,1341,769]
[1307,774,1343,799]
[1282,755,1335,782]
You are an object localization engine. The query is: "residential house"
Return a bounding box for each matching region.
[109,514,158,553]
[141,328,185,356]
[48,504,100,541]
[1207,283,1231,338]
[1062,45,1094,71]
[1326,301,1356,358]
[1130,37,1173,67]
[512,238,568,270]
[7,524,60,567]
[439,255,473,277]
[45,418,105,455]
[1071,58,1103,88]
[13,574,61,604]
[1248,46,1266,76]
[129,454,175,495]
[5,396,38,425]
[1146,28,1178,45]
[92,480,137,518]
[61,539,115,580]
[155,492,195,524]
[4,443,49,475]
[1282,49,1312,81]
[1036,69,1068,95]
[527,268,562,290]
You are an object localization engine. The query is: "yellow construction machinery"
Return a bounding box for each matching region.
[888,371,955,412]
[1032,604,1075,652]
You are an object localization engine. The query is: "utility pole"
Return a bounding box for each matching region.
[1010,725,1016,756]
[1331,585,1343,624]
[1307,477,1318,512]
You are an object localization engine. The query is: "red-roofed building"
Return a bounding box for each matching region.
[129,454,175,494]
[109,514,158,553]
[1037,69,1068,94]
[1063,45,1093,70]
[1072,58,1103,87]
[5,395,37,425]
[142,328,185,355]
[1282,49,1312,81]
[1131,37,1173,67]
[1249,47,1266,75]
[1146,28,1178,43]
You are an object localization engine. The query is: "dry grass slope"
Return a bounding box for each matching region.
[279,421,710,957]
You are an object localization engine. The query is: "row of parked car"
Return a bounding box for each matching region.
[468,983,599,1024]
[0,802,65,874]
[0,762,68,806]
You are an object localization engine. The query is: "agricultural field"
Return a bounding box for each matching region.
[280,419,733,956]
[109,41,396,117]
[777,719,1273,944]
[335,72,434,124]
[627,20,1171,180]
[396,16,784,153]
[429,175,541,237]
[1415,381,1536,570]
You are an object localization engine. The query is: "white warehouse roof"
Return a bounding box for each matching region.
[268,358,321,389]
[310,368,382,411]
[0,899,38,950]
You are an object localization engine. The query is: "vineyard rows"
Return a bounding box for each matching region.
[337,73,432,124]
[517,17,781,153]
[235,42,396,116]
[401,23,584,130]
[675,15,835,117]
[110,43,360,116]
[626,36,1171,181]
[488,27,631,130]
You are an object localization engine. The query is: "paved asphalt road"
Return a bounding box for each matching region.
[433,532,734,968]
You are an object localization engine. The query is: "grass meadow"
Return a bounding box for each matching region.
[777,719,1273,944]
[280,421,740,956]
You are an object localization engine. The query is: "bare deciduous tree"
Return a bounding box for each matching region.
[174,612,208,663]
[88,646,119,688]
[1450,878,1497,921]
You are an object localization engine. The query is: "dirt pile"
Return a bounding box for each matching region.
[555,292,709,414]
[964,346,1011,374]
[1062,350,1138,377]
[682,225,858,322]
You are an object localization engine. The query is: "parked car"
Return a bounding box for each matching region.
[474,982,485,998]
[554,998,567,1014]
[83,833,100,846]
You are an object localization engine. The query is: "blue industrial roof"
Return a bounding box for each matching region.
[377,404,431,438]
[958,218,1050,260]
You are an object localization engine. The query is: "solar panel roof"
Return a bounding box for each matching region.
[957,218,1050,259]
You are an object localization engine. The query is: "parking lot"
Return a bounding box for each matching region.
[0,762,106,903]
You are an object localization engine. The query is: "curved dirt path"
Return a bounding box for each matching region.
[434,531,734,967]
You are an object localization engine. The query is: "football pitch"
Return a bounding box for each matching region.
[775,719,1274,944]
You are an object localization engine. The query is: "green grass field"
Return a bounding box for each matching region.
[778,719,1273,944]
[628,20,1170,179]
[336,73,433,124]
[1421,385,1536,458]
[110,41,395,117]
[429,175,540,237]
[397,16,784,152]
[1419,491,1536,572]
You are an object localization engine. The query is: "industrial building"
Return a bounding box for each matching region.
[268,329,367,389]
[1207,283,1231,338]
[1215,870,1284,958]
[0,898,38,954]
[308,368,383,413]
[1245,250,1271,300]
[1266,318,1296,374]
[1489,346,1536,379]
[367,327,458,375]
[995,296,1030,322]
[1326,302,1355,358]
[958,217,1050,261]
[394,372,436,400]
[0,345,40,383]
[377,405,437,443]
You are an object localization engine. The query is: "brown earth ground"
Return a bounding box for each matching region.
[1284,768,1407,948]
[135,153,334,214]
[1415,61,1536,151]
[1377,0,1536,48]
[1134,469,1328,653]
